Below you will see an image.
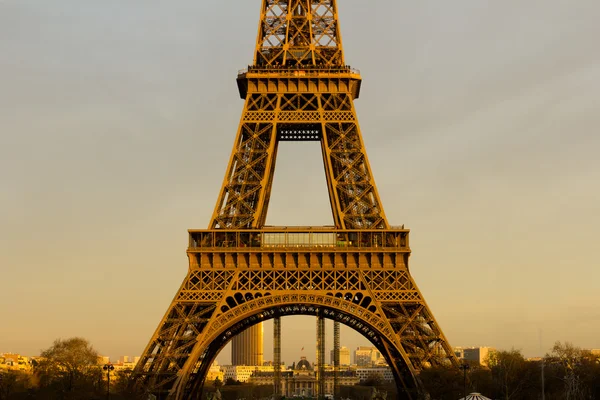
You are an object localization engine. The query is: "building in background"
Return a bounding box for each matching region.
[206,360,224,382]
[453,347,464,359]
[330,346,350,366]
[223,365,274,383]
[248,357,359,397]
[586,349,600,357]
[355,367,394,383]
[353,346,382,367]
[454,347,496,366]
[232,324,264,366]
[0,353,32,373]
[112,359,137,372]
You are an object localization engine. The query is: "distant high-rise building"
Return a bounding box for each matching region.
[330,346,350,365]
[354,346,381,367]
[455,347,495,366]
[232,323,264,366]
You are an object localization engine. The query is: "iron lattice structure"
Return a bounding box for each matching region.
[131,1,458,399]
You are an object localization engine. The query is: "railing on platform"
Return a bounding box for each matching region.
[237,66,361,77]
[188,228,409,250]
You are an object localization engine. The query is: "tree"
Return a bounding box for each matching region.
[468,366,494,397]
[0,370,34,399]
[35,337,103,398]
[110,368,146,400]
[213,377,223,389]
[419,365,462,400]
[546,341,591,400]
[224,377,241,386]
[488,349,538,400]
[362,372,385,387]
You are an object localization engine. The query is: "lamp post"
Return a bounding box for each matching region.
[459,362,470,400]
[103,363,114,400]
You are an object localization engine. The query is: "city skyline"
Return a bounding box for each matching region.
[1,0,599,362]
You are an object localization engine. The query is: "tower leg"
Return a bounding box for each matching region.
[316,316,326,399]
[274,316,281,397]
[333,321,340,399]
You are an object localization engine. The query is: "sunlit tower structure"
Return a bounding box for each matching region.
[231,324,263,366]
[131,1,458,399]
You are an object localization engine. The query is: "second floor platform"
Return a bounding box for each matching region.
[188,227,410,253]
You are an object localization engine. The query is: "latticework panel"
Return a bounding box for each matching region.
[323,120,386,228]
[380,302,455,370]
[242,110,355,123]
[233,269,366,291]
[210,121,276,229]
[254,0,344,67]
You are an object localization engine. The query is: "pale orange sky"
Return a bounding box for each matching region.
[1,0,599,363]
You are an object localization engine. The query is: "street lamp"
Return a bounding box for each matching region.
[103,363,115,400]
[459,362,470,400]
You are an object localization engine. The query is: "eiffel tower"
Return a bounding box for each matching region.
[131,1,458,399]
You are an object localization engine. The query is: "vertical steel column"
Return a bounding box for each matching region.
[274,316,281,397]
[316,316,325,399]
[333,321,340,399]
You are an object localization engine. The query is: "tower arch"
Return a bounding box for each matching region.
[174,296,420,399]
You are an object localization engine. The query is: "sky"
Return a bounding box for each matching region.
[1,0,599,365]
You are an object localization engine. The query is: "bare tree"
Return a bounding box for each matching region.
[547,341,589,400]
[488,349,530,400]
[419,365,462,400]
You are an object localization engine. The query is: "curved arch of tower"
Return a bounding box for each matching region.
[131,1,458,399]
[175,299,424,398]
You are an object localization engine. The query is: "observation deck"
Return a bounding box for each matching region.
[188,227,409,253]
[236,66,362,99]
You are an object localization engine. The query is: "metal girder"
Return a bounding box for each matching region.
[333,320,340,399]
[316,316,326,399]
[274,316,282,396]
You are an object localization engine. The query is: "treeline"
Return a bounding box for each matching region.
[0,337,139,400]
[2,338,598,399]
[420,342,600,400]
[208,379,273,400]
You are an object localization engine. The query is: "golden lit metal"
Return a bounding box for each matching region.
[131,1,457,399]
